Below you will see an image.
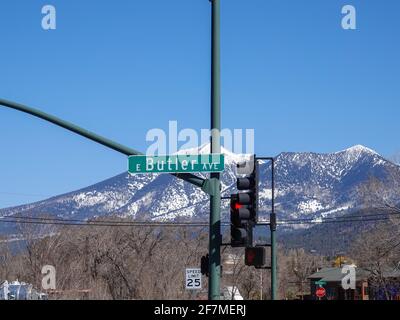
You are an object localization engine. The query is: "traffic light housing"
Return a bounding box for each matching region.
[245,247,266,268]
[230,156,259,247]
[230,194,249,246]
[201,254,209,277]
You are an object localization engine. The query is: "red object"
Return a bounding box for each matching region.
[316,287,326,298]
[246,249,256,264]
[234,203,243,210]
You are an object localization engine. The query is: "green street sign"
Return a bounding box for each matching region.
[128,154,225,174]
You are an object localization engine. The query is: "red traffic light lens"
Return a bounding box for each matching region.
[245,247,266,267]
[235,203,242,210]
[246,249,256,264]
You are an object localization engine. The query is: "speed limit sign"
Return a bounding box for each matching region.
[185,268,202,290]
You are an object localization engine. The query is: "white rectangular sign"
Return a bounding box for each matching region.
[185,268,202,290]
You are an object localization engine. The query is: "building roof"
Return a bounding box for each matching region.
[382,268,400,278]
[308,267,369,282]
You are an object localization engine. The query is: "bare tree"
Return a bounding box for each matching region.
[0,238,13,281]
[350,221,400,300]
[358,176,400,216]
[286,248,327,299]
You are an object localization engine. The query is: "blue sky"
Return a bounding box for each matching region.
[1,0,399,208]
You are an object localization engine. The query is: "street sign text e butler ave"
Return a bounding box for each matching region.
[128,154,225,174]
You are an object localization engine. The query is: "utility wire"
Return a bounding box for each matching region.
[0,192,51,197]
[278,211,400,222]
[279,216,399,225]
[0,215,397,228]
[0,208,398,227]
[0,216,230,227]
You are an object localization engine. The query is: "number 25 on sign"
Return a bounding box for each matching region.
[185,268,202,290]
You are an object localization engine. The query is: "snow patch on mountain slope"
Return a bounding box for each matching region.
[336,144,379,156]
[259,188,272,200]
[175,143,252,166]
[297,199,326,214]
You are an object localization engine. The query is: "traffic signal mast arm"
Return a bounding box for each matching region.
[0,98,205,189]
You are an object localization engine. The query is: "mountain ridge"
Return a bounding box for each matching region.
[1,145,399,232]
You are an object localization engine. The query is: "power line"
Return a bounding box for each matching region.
[278,211,400,223]
[0,216,230,228]
[0,219,215,228]
[0,191,51,197]
[0,215,396,228]
[1,209,398,228]
[7,215,164,224]
[279,215,398,225]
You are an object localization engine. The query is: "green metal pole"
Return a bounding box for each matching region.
[0,98,205,188]
[270,159,277,300]
[270,225,277,299]
[208,0,221,300]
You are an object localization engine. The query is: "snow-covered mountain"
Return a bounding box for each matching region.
[1,145,399,230]
[264,145,400,225]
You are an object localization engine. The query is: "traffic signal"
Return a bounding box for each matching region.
[201,254,209,277]
[236,156,259,222]
[230,156,259,247]
[245,247,266,268]
[230,194,249,247]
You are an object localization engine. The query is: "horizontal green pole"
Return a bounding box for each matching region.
[0,98,205,188]
[0,98,141,156]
